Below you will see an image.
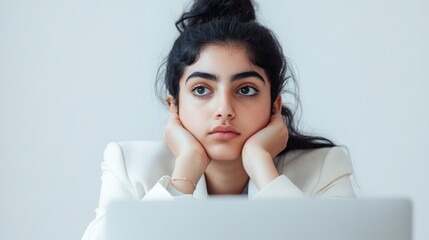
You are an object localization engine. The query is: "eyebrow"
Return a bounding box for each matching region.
[185,71,266,85]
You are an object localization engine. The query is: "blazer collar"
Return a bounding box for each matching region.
[191,154,283,199]
[192,175,258,199]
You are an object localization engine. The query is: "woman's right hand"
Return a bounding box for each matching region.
[163,108,210,194]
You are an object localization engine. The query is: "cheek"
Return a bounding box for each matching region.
[178,100,208,137]
[238,102,271,135]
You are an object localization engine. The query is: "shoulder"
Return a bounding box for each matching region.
[278,146,351,169]
[105,140,173,164]
[102,141,175,196]
[103,141,174,169]
[275,147,353,194]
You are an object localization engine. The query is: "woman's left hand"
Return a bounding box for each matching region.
[242,107,289,190]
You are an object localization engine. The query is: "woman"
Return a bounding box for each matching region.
[82,0,355,239]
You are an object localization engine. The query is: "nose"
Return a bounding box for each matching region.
[214,91,235,121]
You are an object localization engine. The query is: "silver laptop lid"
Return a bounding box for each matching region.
[106,198,412,240]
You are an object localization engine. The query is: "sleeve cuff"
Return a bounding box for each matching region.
[252,175,306,199]
[142,176,194,201]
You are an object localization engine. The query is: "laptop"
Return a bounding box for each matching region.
[105,198,412,240]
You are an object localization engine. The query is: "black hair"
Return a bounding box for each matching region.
[156,0,335,153]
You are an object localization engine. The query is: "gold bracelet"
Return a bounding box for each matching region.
[171,177,196,190]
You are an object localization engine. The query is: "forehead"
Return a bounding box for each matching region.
[197,43,251,65]
[181,43,266,79]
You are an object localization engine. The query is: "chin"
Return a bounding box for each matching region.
[204,142,243,161]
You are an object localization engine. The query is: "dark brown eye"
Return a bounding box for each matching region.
[238,86,258,96]
[192,86,211,96]
[240,87,250,94]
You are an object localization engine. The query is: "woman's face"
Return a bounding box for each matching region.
[177,44,272,161]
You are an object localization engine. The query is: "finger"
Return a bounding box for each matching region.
[168,111,184,126]
[271,105,279,115]
[271,109,283,121]
[167,111,176,122]
[170,107,178,114]
[269,112,287,129]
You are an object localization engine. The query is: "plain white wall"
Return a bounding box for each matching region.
[0,0,427,239]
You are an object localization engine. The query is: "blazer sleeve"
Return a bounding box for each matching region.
[311,147,356,198]
[252,147,356,199]
[81,143,183,240]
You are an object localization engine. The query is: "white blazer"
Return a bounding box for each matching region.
[82,141,356,240]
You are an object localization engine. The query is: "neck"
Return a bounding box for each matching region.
[204,158,249,195]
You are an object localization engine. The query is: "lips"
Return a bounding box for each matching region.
[209,125,240,140]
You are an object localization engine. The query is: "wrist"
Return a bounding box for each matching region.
[243,150,279,190]
[170,177,196,194]
[175,154,207,176]
[171,155,206,194]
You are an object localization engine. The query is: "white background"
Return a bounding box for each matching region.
[1,0,428,239]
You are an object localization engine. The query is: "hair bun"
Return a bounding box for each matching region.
[176,0,256,32]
